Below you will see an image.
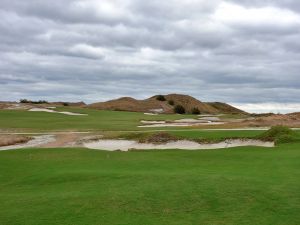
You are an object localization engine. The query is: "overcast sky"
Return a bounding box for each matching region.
[1,0,300,113]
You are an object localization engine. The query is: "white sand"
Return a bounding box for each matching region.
[84,139,274,151]
[138,122,224,128]
[174,119,202,123]
[0,135,56,151]
[141,120,166,124]
[29,108,87,116]
[144,113,158,115]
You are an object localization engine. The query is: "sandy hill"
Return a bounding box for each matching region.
[88,94,247,114]
[206,102,246,114]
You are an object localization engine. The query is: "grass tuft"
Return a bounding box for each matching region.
[257,126,300,144]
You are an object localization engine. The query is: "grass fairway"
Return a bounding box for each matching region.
[0,108,198,131]
[0,145,299,225]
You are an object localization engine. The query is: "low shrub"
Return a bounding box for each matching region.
[192,107,200,114]
[174,105,185,114]
[168,100,174,105]
[156,95,166,101]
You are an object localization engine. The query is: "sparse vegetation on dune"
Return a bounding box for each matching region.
[87,94,247,114]
[192,107,200,114]
[156,95,166,101]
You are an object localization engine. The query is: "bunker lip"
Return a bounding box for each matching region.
[0,135,56,151]
[83,139,274,151]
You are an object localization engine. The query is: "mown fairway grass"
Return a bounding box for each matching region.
[0,144,299,225]
[0,108,198,131]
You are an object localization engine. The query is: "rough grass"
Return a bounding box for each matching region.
[257,126,300,144]
[110,130,267,144]
[0,145,299,225]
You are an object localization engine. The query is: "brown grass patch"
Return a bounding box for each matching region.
[0,135,32,147]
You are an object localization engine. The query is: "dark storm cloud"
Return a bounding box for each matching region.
[1,0,300,112]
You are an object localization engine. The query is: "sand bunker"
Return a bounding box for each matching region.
[84,139,274,151]
[29,108,87,116]
[139,116,225,128]
[139,119,224,128]
[0,135,56,151]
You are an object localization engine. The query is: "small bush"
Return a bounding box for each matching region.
[192,107,200,114]
[156,95,166,101]
[168,100,174,105]
[257,126,299,144]
[174,105,185,114]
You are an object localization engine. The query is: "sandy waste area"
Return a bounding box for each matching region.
[84,139,274,151]
[29,108,87,116]
[0,135,56,151]
[139,118,225,127]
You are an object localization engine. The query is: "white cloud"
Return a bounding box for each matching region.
[69,44,107,59]
[232,103,300,113]
[214,2,300,27]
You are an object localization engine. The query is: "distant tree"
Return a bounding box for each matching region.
[20,99,48,104]
[20,99,30,103]
[192,107,200,114]
[156,95,166,101]
[168,100,174,105]
[37,100,48,104]
[174,105,185,114]
[63,102,69,106]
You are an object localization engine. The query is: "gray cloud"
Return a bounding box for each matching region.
[1,0,300,112]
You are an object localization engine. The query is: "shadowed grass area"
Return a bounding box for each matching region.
[0,145,299,225]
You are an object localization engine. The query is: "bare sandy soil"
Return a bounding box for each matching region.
[0,135,32,147]
[84,139,274,151]
[0,135,55,151]
[29,108,87,116]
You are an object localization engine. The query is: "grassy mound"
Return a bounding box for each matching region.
[257,126,299,144]
[139,132,180,144]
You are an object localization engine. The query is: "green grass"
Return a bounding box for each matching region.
[0,108,198,131]
[110,129,300,144]
[108,130,267,143]
[0,145,299,225]
[257,126,300,144]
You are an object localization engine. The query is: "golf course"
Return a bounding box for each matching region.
[0,105,300,225]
